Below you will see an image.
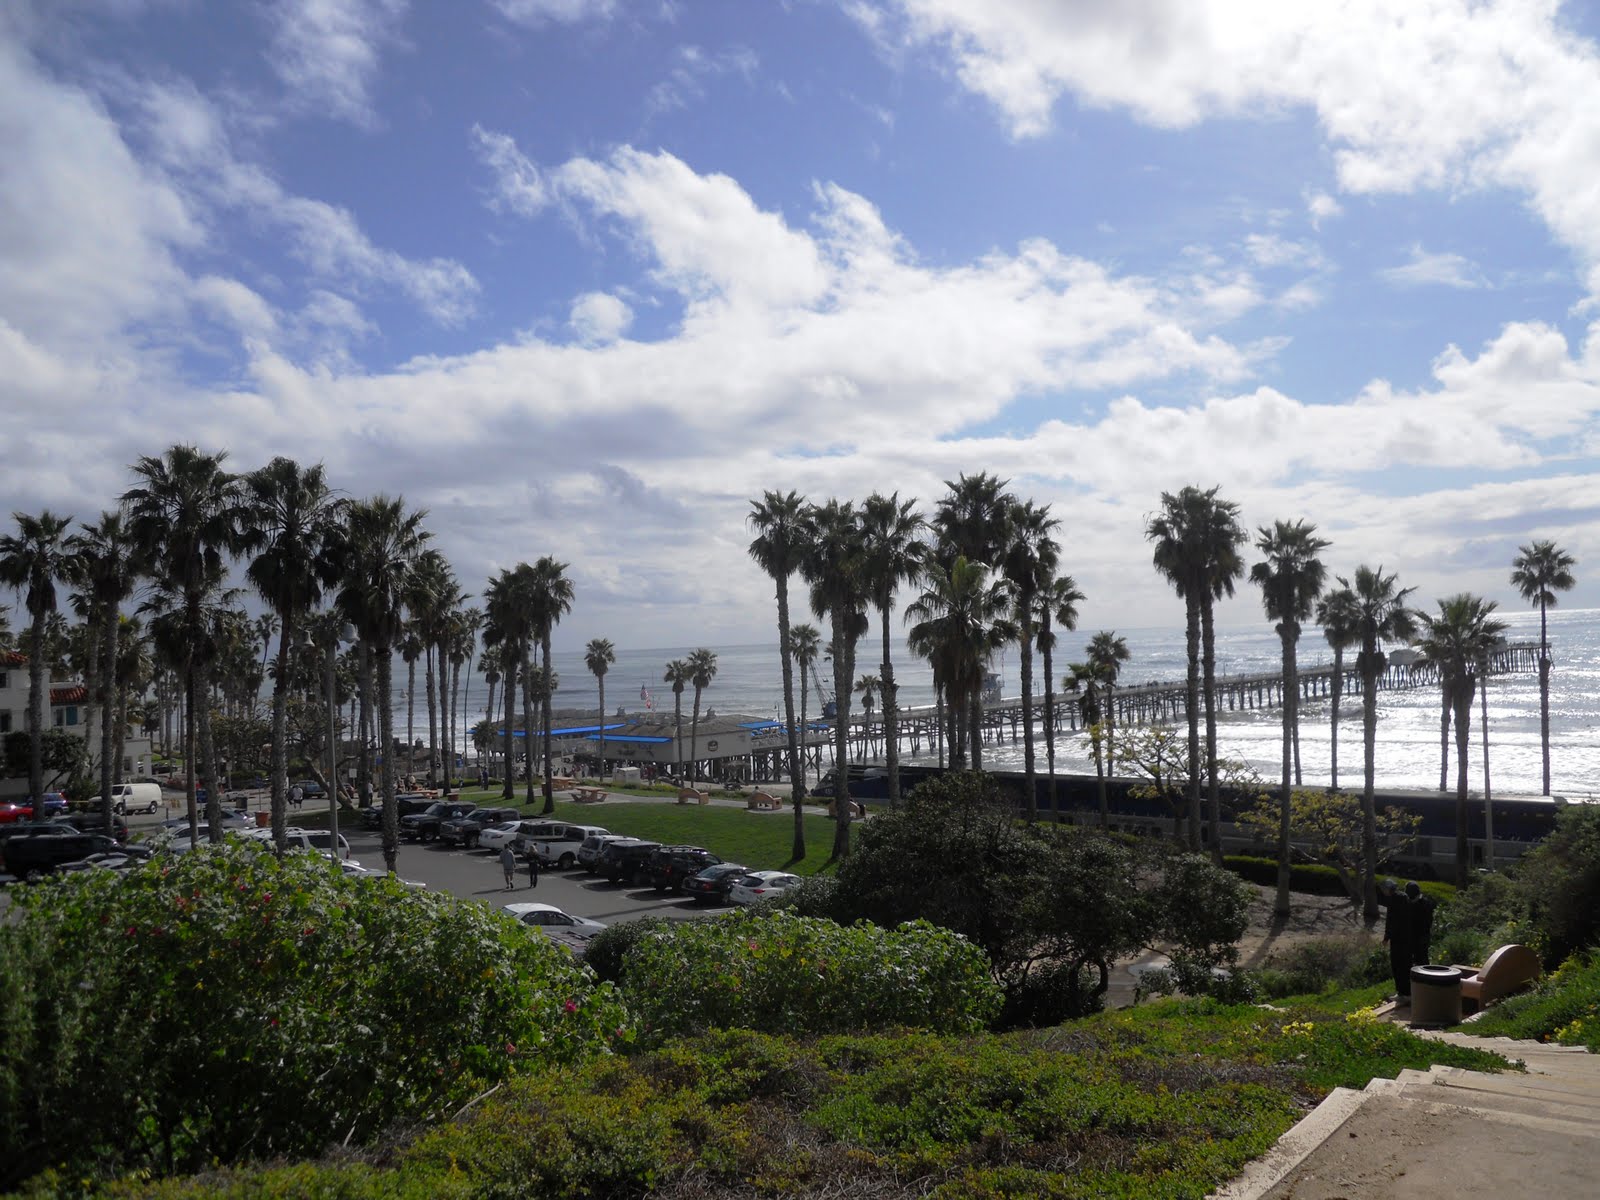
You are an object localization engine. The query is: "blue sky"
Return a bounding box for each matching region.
[3,0,1598,651]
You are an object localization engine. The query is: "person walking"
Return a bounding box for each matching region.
[289,783,304,812]
[499,845,517,891]
[1379,878,1414,1002]
[525,847,540,890]
[1406,880,1436,968]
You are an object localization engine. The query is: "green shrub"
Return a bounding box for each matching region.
[581,915,675,986]
[1515,803,1600,965]
[0,846,631,1188]
[1466,951,1600,1050]
[1249,934,1388,999]
[620,910,1001,1045]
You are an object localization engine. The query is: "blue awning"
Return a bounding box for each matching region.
[738,720,782,730]
[493,722,632,738]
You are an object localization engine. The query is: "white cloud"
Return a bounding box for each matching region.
[1306,189,1342,227]
[489,0,617,26]
[569,291,632,343]
[1379,244,1486,290]
[646,44,759,116]
[265,0,407,126]
[470,124,549,216]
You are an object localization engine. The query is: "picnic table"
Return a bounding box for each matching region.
[571,787,607,804]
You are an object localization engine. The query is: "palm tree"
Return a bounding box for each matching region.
[1249,519,1330,917]
[400,630,423,779]
[932,471,1012,566]
[1035,574,1083,817]
[1147,485,1244,854]
[1000,498,1059,822]
[527,557,574,815]
[1065,659,1108,825]
[1415,594,1508,880]
[1510,540,1577,795]
[906,555,1014,770]
[687,647,718,781]
[789,622,820,861]
[334,497,430,871]
[0,511,78,815]
[748,490,813,830]
[1342,565,1418,920]
[664,659,692,783]
[859,492,923,808]
[482,567,529,801]
[242,457,341,850]
[406,550,455,789]
[1315,586,1360,791]
[1086,631,1131,770]
[254,613,278,683]
[122,446,243,845]
[854,673,880,759]
[585,637,616,780]
[68,512,136,833]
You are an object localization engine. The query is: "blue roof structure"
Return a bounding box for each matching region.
[493,722,632,739]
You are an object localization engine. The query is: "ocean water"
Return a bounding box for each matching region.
[433,608,1600,798]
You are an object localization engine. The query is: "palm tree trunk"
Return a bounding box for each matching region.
[501,651,517,801]
[1453,688,1473,881]
[378,644,399,873]
[673,689,684,781]
[1438,689,1451,791]
[540,632,555,815]
[1041,623,1058,821]
[270,619,293,851]
[1275,626,1295,918]
[1183,598,1202,852]
[879,603,902,809]
[185,668,198,847]
[357,641,373,806]
[1538,599,1551,794]
[1361,647,1380,923]
[1018,594,1038,822]
[596,672,607,781]
[1091,682,1108,828]
[1329,647,1344,790]
[830,613,853,859]
[98,601,119,833]
[424,645,438,788]
[690,687,704,785]
[26,609,45,816]
[1200,596,1222,862]
[197,667,223,844]
[1481,667,1494,867]
[523,652,535,807]
[775,586,805,860]
[406,657,416,780]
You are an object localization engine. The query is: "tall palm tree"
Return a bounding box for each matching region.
[854,673,880,759]
[1000,498,1059,822]
[687,647,718,780]
[859,492,923,808]
[400,630,423,778]
[123,446,243,846]
[932,471,1012,566]
[1249,519,1330,917]
[527,557,574,815]
[1510,540,1577,795]
[254,613,278,684]
[1086,631,1131,770]
[1065,659,1108,825]
[1342,565,1418,921]
[906,555,1014,771]
[0,511,78,815]
[482,567,529,801]
[585,637,616,779]
[1415,594,1507,880]
[1147,485,1244,854]
[406,551,455,789]
[334,497,430,871]
[664,659,692,783]
[68,512,136,833]
[242,457,341,850]
[789,622,820,861]
[1035,574,1083,818]
[1315,586,1360,791]
[748,490,813,831]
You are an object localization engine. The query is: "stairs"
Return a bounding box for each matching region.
[1214,1030,1600,1199]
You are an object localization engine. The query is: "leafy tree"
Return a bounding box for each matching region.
[1510,540,1577,795]
[1237,788,1422,910]
[0,510,77,814]
[2,729,88,789]
[1515,801,1600,965]
[584,637,616,778]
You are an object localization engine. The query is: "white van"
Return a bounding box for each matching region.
[111,782,163,815]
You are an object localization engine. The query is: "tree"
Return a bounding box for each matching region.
[333,497,430,872]
[399,630,423,780]
[1510,540,1577,795]
[687,647,718,779]
[1237,788,1422,911]
[123,446,243,846]
[1065,659,1109,826]
[1249,519,1329,917]
[1315,586,1360,792]
[585,638,616,779]
[482,567,530,801]
[932,471,1012,566]
[406,550,457,790]
[789,622,820,861]
[854,673,879,759]
[1085,631,1130,774]
[527,557,573,815]
[1000,499,1059,822]
[1342,565,1418,921]
[67,512,136,834]
[906,556,1014,772]
[859,492,923,808]
[664,659,691,782]
[748,490,813,852]
[1035,574,1083,818]
[1415,594,1507,880]
[242,458,341,851]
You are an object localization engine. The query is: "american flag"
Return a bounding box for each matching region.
[640,683,653,710]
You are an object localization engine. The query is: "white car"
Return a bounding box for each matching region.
[476,821,525,853]
[242,826,352,860]
[502,902,607,939]
[337,859,426,889]
[727,870,801,906]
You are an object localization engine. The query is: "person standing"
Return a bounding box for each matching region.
[499,845,517,891]
[1379,878,1413,1002]
[1406,880,1436,968]
[525,847,540,890]
[289,783,304,812]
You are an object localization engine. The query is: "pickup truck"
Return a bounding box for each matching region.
[439,806,521,849]
[400,800,477,842]
[2,831,122,881]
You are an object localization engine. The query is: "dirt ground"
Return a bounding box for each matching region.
[1234,883,1372,970]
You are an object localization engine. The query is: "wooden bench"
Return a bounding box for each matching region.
[1454,943,1542,1014]
[677,788,710,806]
[571,787,607,804]
[746,791,784,811]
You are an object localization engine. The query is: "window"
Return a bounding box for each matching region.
[0,710,10,733]
[0,671,8,689]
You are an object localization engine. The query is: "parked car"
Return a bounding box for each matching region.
[337,860,426,889]
[291,779,326,799]
[598,838,663,886]
[644,845,722,893]
[0,793,70,824]
[242,827,352,860]
[680,861,750,905]
[577,832,632,873]
[400,800,477,842]
[1,831,121,881]
[109,782,162,815]
[527,823,612,869]
[55,849,151,873]
[502,902,607,936]
[440,806,522,849]
[475,821,526,852]
[513,821,608,863]
[52,812,130,840]
[727,870,802,907]
[361,795,434,830]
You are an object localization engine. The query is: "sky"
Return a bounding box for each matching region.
[3,0,1599,655]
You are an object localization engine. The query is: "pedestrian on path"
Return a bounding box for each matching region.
[1379,878,1413,1001]
[525,848,540,890]
[1406,880,1436,967]
[499,845,517,890]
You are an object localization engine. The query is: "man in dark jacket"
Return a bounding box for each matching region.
[1406,880,1436,967]
[1379,878,1413,1001]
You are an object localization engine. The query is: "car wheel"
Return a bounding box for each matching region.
[113,802,125,815]
[145,802,158,814]
[652,878,665,893]
[558,852,575,870]
[466,833,478,849]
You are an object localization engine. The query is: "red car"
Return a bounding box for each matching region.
[0,793,69,823]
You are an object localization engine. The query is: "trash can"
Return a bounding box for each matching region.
[255,810,271,828]
[1410,964,1463,1027]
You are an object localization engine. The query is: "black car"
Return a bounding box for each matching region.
[362,795,438,830]
[2,832,121,881]
[400,800,477,842]
[680,861,749,904]
[440,806,521,849]
[52,812,130,840]
[645,846,723,893]
[598,839,662,885]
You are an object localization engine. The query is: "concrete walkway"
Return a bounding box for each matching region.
[1215,1016,1600,1199]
